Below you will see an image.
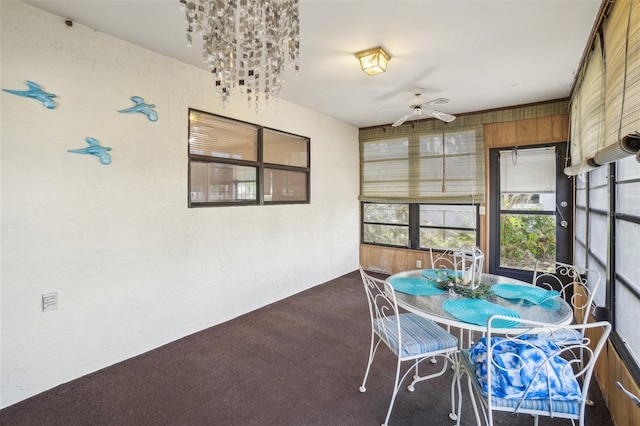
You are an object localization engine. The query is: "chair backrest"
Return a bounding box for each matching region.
[533,260,601,324]
[429,247,459,270]
[358,266,401,348]
[480,315,611,420]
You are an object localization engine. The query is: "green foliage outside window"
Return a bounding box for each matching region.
[420,229,476,251]
[500,214,556,270]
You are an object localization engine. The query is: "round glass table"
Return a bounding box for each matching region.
[387,269,574,334]
[387,269,576,421]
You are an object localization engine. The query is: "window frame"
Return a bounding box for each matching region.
[361,202,480,250]
[576,160,640,385]
[187,108,310,207]
[611,160,640,383]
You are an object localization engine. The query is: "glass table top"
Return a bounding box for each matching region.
[388,269,574,332]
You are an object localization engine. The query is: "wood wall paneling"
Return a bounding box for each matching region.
[360,245,432,275]
[552,114,569,141]
[537,116,554,142]
[499,121,517,147]
[484,114,569,148]
[516,118,538,145]
[603,341,640,425]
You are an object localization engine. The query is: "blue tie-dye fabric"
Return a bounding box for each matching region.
[469,336,582,401]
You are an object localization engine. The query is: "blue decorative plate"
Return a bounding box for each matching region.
[492,284,560,305]
[442,299,520,328]
[420,269,461,281]
[388,276,445,296]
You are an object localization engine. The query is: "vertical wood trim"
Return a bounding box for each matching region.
[484,123,496,146]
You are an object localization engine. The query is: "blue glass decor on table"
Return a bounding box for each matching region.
[492,283,560,305]
[2,81,56,109]
[118,96,158,121]
[67,137,112,165]
[442,299,520,328]
[388,276,445,296]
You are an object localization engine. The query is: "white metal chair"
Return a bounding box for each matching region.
[456,314,611,426]
[532,260,602,406]
[532,260,601,326]
[358,267,459,426]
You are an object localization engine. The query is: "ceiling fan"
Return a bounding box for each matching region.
[385,88,456,127]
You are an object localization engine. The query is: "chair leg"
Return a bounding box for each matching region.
[382,355,404,426]
[359,334,380,392]
[448,355,460,423]
[384,357,444,425]
[465,374,482,426]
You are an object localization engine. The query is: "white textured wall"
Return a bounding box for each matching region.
[0,1,360,408]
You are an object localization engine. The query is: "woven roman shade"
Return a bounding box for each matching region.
[360,118,485,204]
[566,35,605,176]
[566,0,640,175]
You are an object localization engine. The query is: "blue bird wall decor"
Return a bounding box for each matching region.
[118,96,158,121]
[67,137,112,165]
[2,81,57,109]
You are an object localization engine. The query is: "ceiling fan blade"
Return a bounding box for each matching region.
[424,97,449,107]
[392,114,411,127]
[423,108,456,123]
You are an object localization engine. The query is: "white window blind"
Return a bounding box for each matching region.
[189,112,258,161]
[500,147,556,193]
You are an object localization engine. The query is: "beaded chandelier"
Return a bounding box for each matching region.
[180,0,300,111]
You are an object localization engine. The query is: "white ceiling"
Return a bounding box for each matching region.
[24,0,602,128]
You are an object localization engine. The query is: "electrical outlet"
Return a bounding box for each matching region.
[416,260,422,268]
[42,292,58,312]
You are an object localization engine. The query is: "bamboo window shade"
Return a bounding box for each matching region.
[566,0,640,175]
[567,35,605,176]
[359,118,485,204]
[604,0,639,148]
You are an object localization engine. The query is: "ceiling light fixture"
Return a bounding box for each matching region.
[355,47,390,75]
[180,0,300,111]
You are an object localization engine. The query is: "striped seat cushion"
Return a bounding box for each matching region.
[374,313,458,358]
[459,349,581,416]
